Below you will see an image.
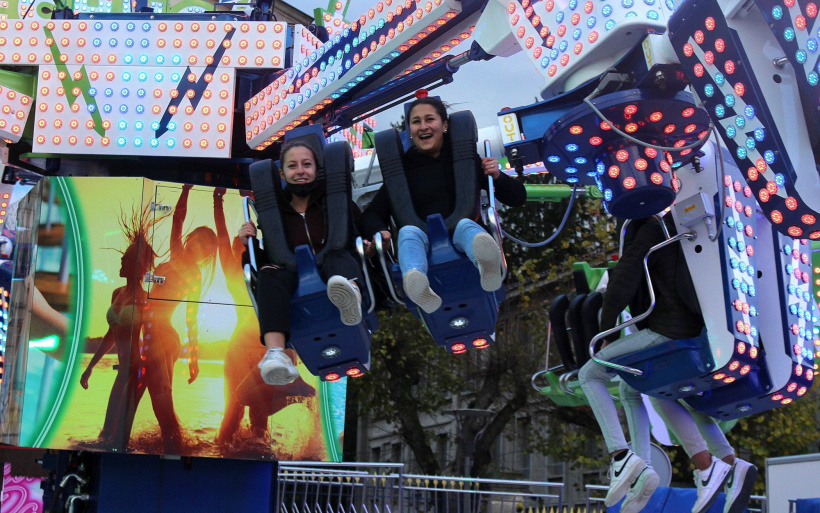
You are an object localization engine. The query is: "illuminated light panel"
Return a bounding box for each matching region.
[247,0,464,147]
[294,24,326,62]
[540,88,709,217]
[1,0,229,17]
[597,142,675,218]
[503,0,670,97]
[756,1,820,128]
[669,0,820,238]
[393,19,469,78]
[33,65,235,157]
[0,85,33,143]
[0,20,286,69]
[765,233,818,400]
[316,0,353,39]
[705,162,763,383]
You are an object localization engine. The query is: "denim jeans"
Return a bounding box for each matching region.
[648,396,734,460]
[578,328,671,463]
[397,218,487,276]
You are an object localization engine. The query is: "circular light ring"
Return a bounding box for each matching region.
[541,89,711,185]
[597,142,676,219]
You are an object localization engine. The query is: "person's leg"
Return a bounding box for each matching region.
[398,225,430,276]
[579,329,671,506]
[256,266,300,385]
[580,329,672,457]
[321,249,366,325]
[398,225,441,313]
[678,401,757,513]
[678,400,734,462]
[619,381,652,465]
[648,397,732,513]
[648,397,711,462]
[452,218,503,291]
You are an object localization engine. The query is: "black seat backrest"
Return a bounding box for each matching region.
[567,293,589,366]
[372,110,479,233]
[249,140,354,271]
[549,294,576,370]
[580,291,604,360]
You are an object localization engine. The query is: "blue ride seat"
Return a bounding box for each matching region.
[247,126,376,381]
[389,213,504,353]
[289,245,376,382]
[608,329,718,400]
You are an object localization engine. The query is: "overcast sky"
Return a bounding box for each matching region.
[294,1,547,132]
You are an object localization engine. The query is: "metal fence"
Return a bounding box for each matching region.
[276,462,565,513]
[585,484,768,513]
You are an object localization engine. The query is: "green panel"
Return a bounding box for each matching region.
[0,69,36,97]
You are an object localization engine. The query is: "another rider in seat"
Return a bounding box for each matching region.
[360,95,526,313]
[239,140,369,386]
[578,216,755,513]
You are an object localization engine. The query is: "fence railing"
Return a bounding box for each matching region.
[277,462,565,513]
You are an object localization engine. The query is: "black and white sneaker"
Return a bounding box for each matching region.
[723,459,757,513]
[692,456,732,513]
[620,467,660,513]
[605,450,648,507]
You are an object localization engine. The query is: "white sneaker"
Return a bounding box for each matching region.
[472,232,503,291]
[327,275,363,326]
[723,459,757,513]
[605,450,648,507]
[620,467,660,513]
[692,456,732,513]
[403,269,442,313]
[258,348,300,386]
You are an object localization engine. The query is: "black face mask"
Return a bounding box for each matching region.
[284,181,319,197]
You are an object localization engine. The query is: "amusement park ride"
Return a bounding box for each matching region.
[0,0,820,510]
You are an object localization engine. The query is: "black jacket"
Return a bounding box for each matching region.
[601,219,703,341]
[360,143,527,236]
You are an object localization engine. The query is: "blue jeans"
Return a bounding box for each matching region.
[578,328,671,463]
[397,218,487,276]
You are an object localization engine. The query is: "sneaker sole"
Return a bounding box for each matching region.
[725,465,758,513]
[327,280,362,326]
[621,471,660,513]
[694,469,732,513]
[403,270,442,314]
[260,362,300,386]
[605,459,647,507]
[473,233,503,292]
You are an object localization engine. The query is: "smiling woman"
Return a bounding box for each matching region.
[360,94,527,313]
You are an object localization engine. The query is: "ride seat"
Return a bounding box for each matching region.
[373,110,505,353]
[608,329,717,400]
[247,129,375,381]
[548,294,576,371]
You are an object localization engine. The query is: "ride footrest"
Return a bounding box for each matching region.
[391,257,500,353]
[289,246,374,381]
[608,330,720,400]
[390,214,503,353]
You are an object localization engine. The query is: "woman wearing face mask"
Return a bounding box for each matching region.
[238,140,367,386]
[360,95,527,313]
